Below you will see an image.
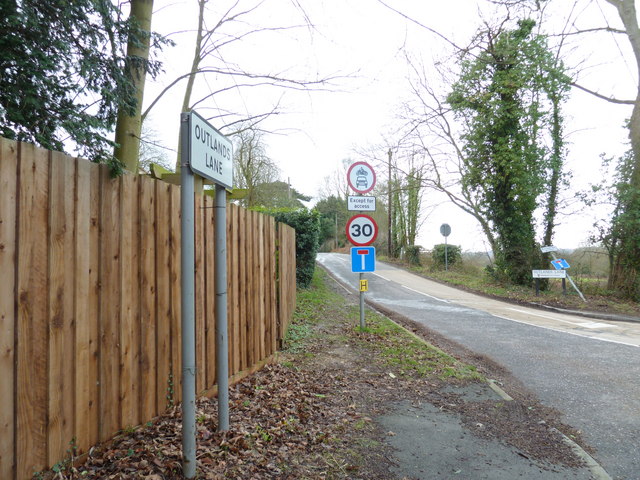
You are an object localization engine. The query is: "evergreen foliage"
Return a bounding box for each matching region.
[0,0,167,171]
[432,244,461,268]
[315,196,349,249]
[405,245,422,266]
[260,208,321,288]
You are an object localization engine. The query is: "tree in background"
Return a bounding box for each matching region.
[138,120,173,173]
[0,0,164,171]
[251,181,311,209]
[315,195,349,250]
[447,19,570,285]
[232,127,280,207]
[392,160,426,255]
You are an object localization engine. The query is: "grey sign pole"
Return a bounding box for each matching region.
[180,113,197,479]
[549,252,586,302]
[440,224,451,271]
[359,273,365,329]
[215,184,229,431]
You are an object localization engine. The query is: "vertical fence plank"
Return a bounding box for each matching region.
[204,195,216,389]
[238,207,247,371]
[278,224,296,343]
[16,143,49,478]
[47,151,76,465]
[194,194,205,393]
[169,185,181,405]
[231,205,241,375]
[156,182,171,411]
[120,175,139,429]
[253,212,262,362]
[267,217,278,355]
[257,213,266,361]
[226,204,233,373]
[139,177,157,421]
[74,159,99,455]
[98,168,122,442]
[247,211,257,367]
[0,139,17,480]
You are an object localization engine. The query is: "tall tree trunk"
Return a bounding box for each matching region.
[605,0,640,298]
[114,0,154,173]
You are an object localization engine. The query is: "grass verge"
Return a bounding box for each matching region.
[284,267,483,382]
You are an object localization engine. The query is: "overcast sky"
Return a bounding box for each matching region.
[146,0,637,251]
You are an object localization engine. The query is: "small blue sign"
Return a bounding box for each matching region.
[551,258,570,270]
[351,247,376,273]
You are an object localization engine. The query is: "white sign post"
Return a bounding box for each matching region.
[181,111,233,478]
[189,111,233,188]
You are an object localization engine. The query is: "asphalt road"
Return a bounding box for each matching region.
[317,253,640,480]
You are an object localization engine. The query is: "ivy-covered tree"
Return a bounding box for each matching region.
[0,0,165,170]
[392,162,425,255]
[447,19,570,285]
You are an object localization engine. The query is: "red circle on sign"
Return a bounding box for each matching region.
[347,161,376,194]
[345,214,378,246]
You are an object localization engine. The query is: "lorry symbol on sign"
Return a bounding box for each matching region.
[355,167,369,189]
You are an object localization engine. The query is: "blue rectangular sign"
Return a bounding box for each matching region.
[351,247,376,272]
[551,258,570,270]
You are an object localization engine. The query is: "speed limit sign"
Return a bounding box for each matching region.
[346,214,378,246]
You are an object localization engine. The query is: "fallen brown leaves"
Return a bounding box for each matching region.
[35,270,589,479]
[47,362,387,479]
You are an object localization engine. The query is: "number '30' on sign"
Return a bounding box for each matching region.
[345,214,378,246]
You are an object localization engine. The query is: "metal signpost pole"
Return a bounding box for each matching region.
[180,113,197,479]
[359,273,365,329]
[551,252,586,302]
[445,235,448,272]
[440,224,451,272]
[215,184,229,431]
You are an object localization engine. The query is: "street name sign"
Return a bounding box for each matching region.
[188,110,233,188]
[346,214,378,246]
[532,269,566,279]
[351,247,376,273]
[347,161,376,194]
[348,195,376,211]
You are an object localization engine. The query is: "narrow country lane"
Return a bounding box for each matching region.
[317,253,640,480]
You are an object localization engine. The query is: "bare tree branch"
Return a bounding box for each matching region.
[570,82,635,104]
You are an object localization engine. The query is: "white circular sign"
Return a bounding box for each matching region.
[347,161,376,194]
[345,214,378,246]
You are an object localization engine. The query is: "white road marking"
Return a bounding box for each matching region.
[492,315,638,348]
[507,308,619,329]
[401,285,450,303]
[576,322,618,329]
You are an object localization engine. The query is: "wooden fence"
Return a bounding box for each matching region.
[0,138,297,479]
